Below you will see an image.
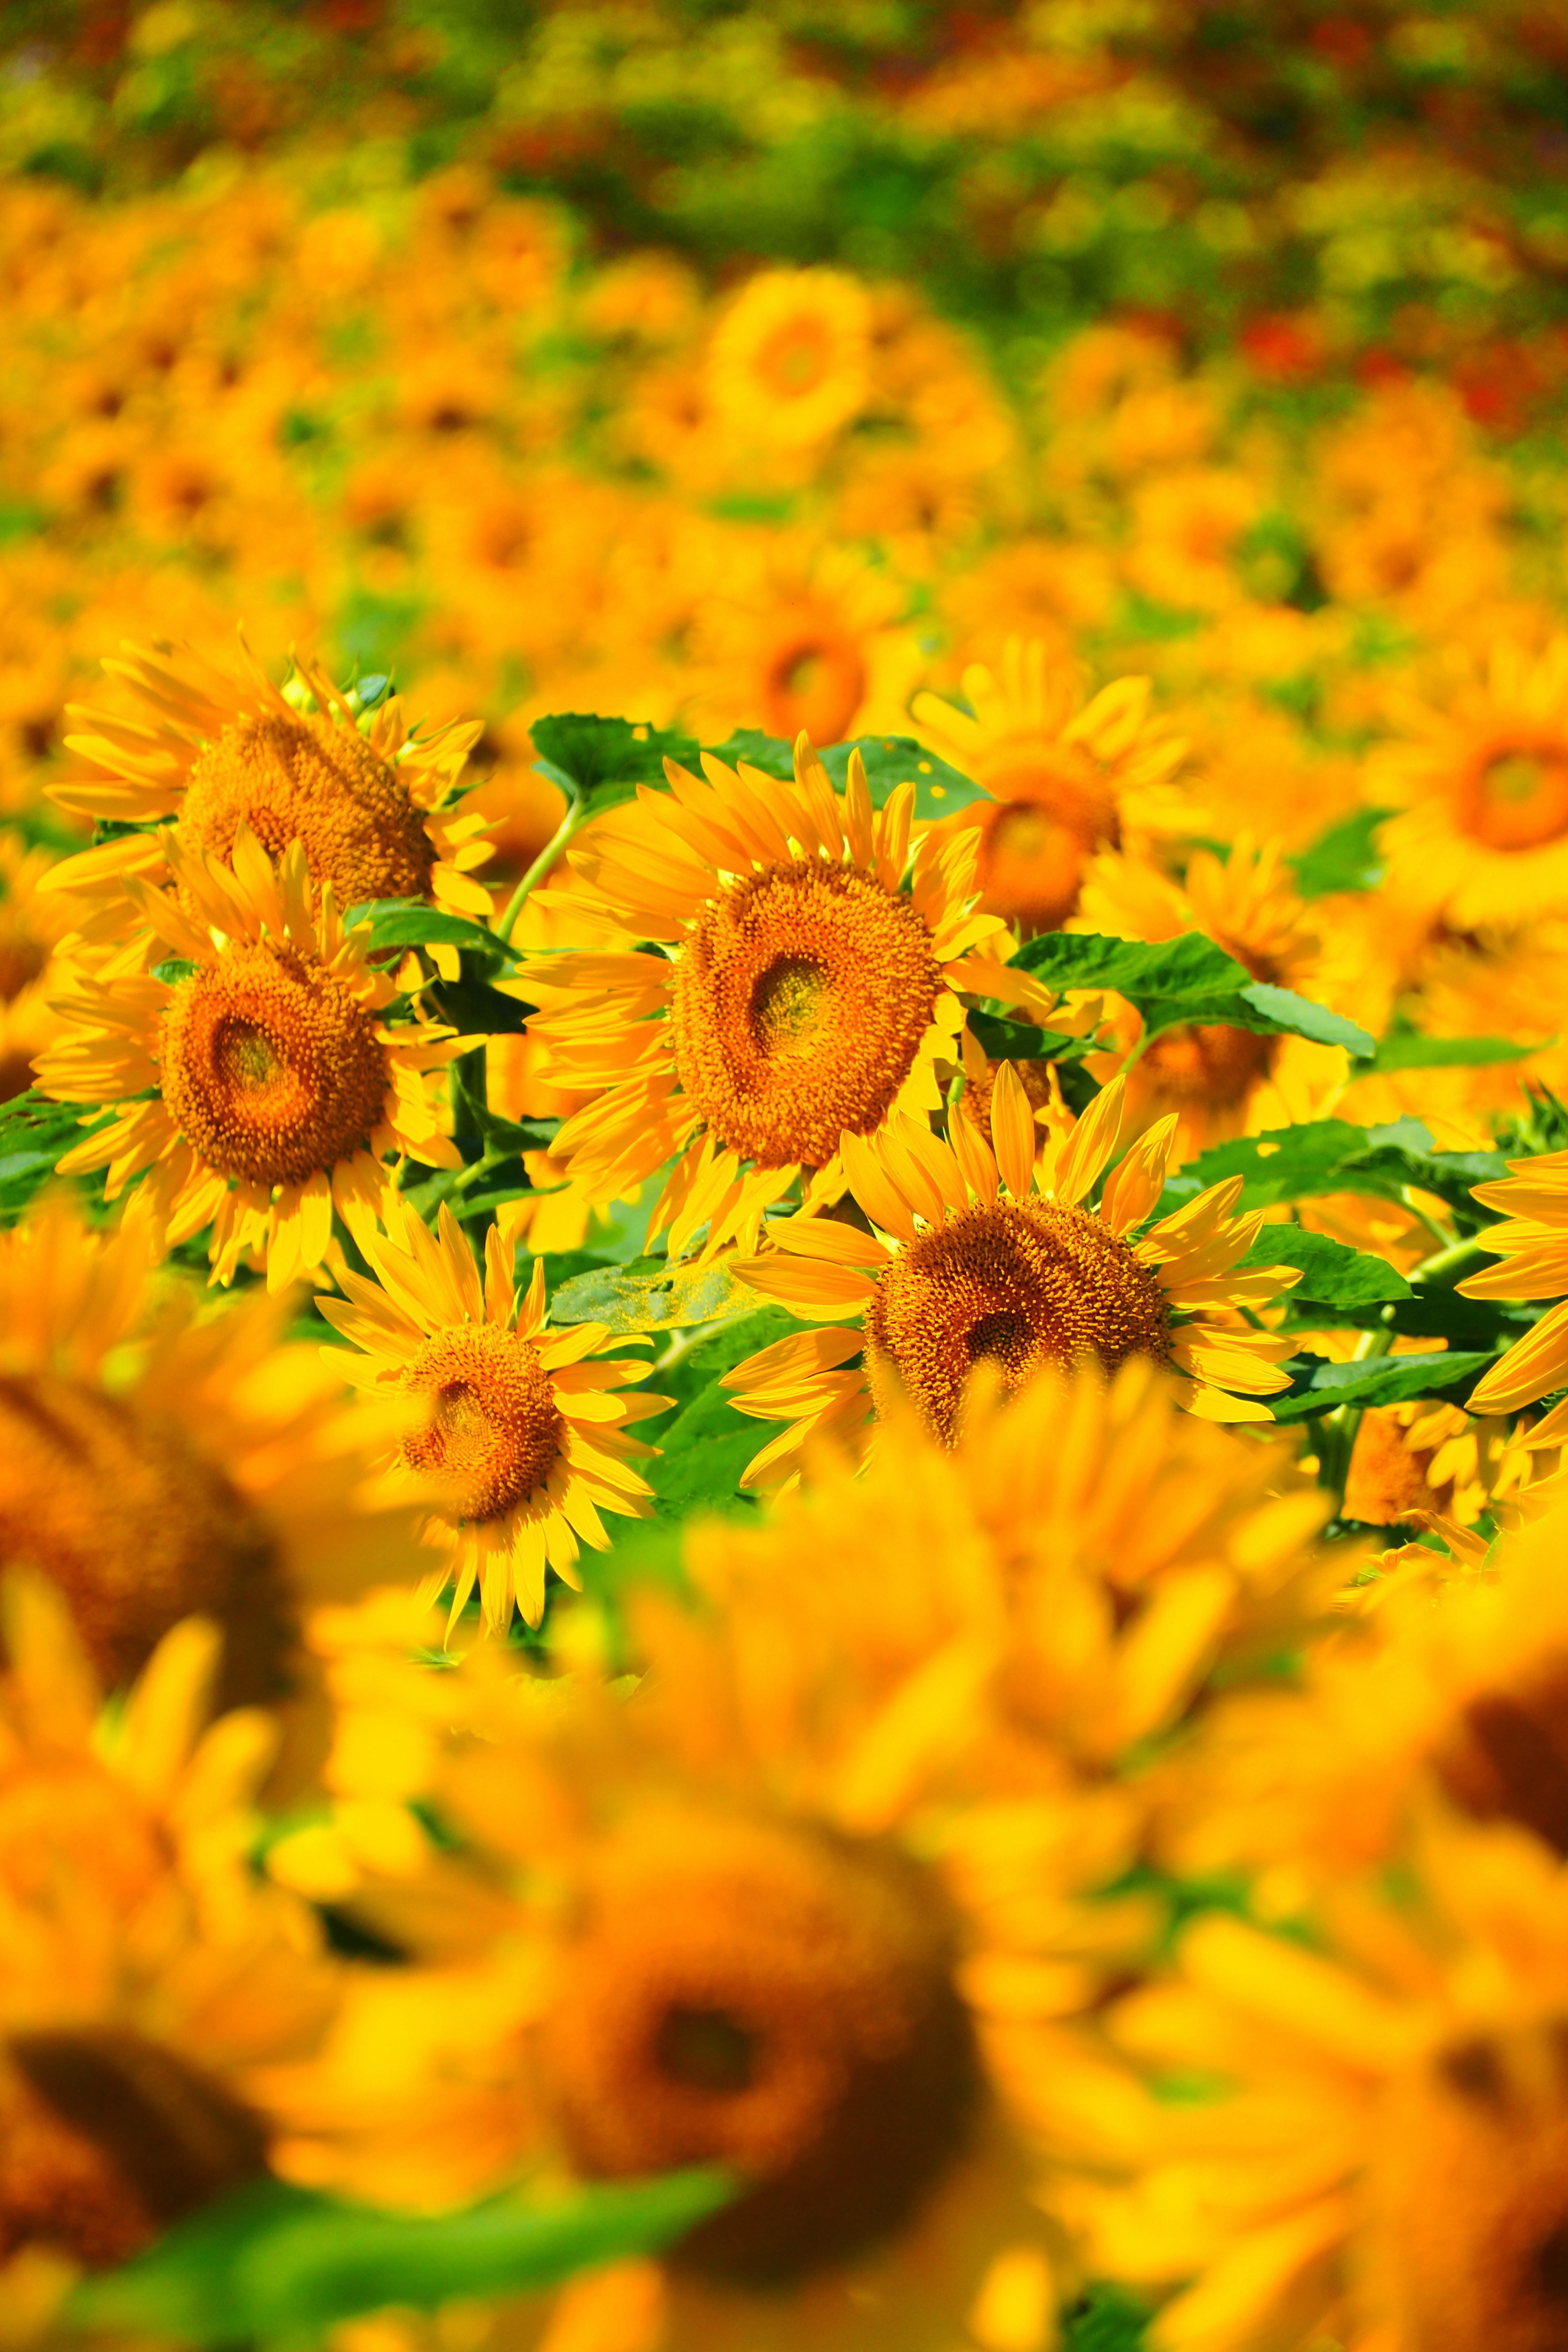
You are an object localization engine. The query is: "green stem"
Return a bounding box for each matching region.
[495,801,587,945]
[1408,1232,1490,1290]
[1317,1319,1396,1513]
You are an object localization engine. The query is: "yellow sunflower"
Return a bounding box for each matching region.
[315,1202,668,1633]
[1080,1800,1568,2352]
[34,827,468,1290]
[1372,636,1568,927]
[704,266,872,451]
[909,639,1191,935]
[1078,836,1363,1157]
[1166,1488,1568,1898]
[519,737,1044,1260]
[724,1067,1297,1486]
[0,833,73,1103]
[0,1192,430,1787]
[0,1570,339,2324]
[1454,1144,1568,1438]
[262,1387,1161,2352]
[40,633,492,951]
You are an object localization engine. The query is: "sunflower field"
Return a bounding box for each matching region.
[16,4,1568,2349]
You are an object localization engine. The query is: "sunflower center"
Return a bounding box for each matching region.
[399,1324,565,1523]
[1432,1664,1568,1855]
[160,944,389,1189]
[760,632,867,747]
[670,860,943,1172]
[1376,2022,1568,2352]
[758,319,831,397]
[865,1197,1172,1446]
[0,1370,288,1708]
[0,2030,267,2270]
[1459,739,1568,853]
[976,748,1122,934]
[0,909,47,1005]
[1140,1020,1276,1109]
[179,708,437,908]
[538,1811,979,2285]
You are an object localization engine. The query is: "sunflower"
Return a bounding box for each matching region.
[704,267,872,451]
[1081,1794,1568,2352]
[1078,836,1360,1157]
[1370,637,1568,928]
[40,633,491,951]
[909,639,1191,935]
[1165,1489,1568,1898]
[34,827,468,1290]
[315,1202,668,1633]
[1452,1144,1568,1438]
[0,1569,339,2318]
[0,833,73,1102]
[262,1383,1162,2352]
[687,538,921,751]
[519,737,1043,1261]
[724,1067,1298,1487]
[0,1191,430,1776]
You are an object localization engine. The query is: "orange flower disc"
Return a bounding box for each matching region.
[670,860,943,1171]
[973,745,1122,933]
[160,945,388,1189]
[1455,734,1568,854]
[400,1324,567,1523]
[0,1370,287,1705]
[865,1198,1172,1445]
[180,708,437,909]
[537,1809,978,2284]
[1137,1019,1276,1111]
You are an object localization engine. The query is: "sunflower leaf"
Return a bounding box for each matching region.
[67,2169,733,2343]
[1239,1228,1411,1306]
[1011,931,1374,1055]
[705,729,986,820]
[0,1091,116,1227]
[550,1252,755,1332]
[1286,806,1389,898]
[343,902,523,964]
[1269,1349,1499,1421]
[1158,1117,1508,1224]
[1356,1029,1546,1075]
[967,1012,1099,1064]
[531,713,701,814]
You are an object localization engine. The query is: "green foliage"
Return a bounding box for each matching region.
[550,1252,758,1334]
[343,902,523,965]
[1012,932,1374,1056]
[67,2169,733,2345]
[1159,1117,1507,1223]
[1272,1349,1498,1421]
[1357,1030,1545,1075]
[0,1090,111,1226]
[1287,808,1389,898]
[646,1307,803,1516]
[1239,1227,1411,1308]
[530,713,702,817]
[707,728,987,821]
[1064,2282,1153,2350]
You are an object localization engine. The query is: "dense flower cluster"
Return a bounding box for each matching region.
[9,11,1568,2352]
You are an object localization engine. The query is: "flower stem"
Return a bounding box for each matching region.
[495,801,588,945]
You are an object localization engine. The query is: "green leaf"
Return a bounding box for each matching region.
[550,1253,756,1334]
[68,2169,732,2344]
[0,1092,115,1226]
[649,1378,764,1515]
[1357,1029,1546,1076]
[1240,1228,1411,1307]
[531,713,701,815]
[1270,1349,1498,1422]
[1159,1117,1508,1223]
[1012,932,1374,1055]
[1287,806,1389,898]
[1065,2282,1152,2350]
[343,902,521,964]
[428,973,532,1035]
[705,729,986,821]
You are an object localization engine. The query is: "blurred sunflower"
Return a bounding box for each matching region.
[41,635,491,949]
[724,1067,1296,1487]
[705,267,872,452]
[35,829,468,1290]
[0,1190,428,1733]
[1078,836,1352,1156]
[520,739,1041,1260]
[316,1203,667,1634]
[0,835,73,1102]
[265,1382,1163,2352]
[910,640,1191,935]
[1083,1803,1568,2352]
[687,540,921,751]
[0,1570,339,2319]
